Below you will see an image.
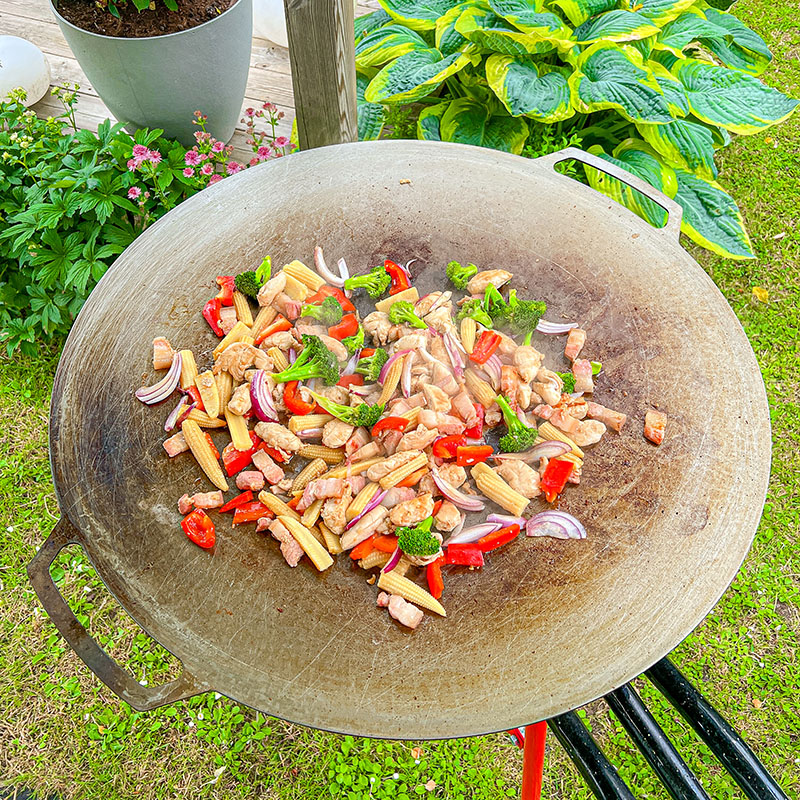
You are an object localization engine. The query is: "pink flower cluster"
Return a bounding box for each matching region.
[243,101,294,166]
[127,144,162,171]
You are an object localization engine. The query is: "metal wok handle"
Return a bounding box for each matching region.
[27,517,206,711]
[535,147,684,242]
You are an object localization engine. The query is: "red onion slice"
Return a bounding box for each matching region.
[486,513,526,528]
[482,355,502,390]
[445,522,502,545]
[345,488,388,530]
[164,396,190,431]
[526,511,586,540]
[493,440,571,463]
[536,320,579,335]
[378,349,412,384]
[431,467,485,512]
[314,245,345,287]
[343,349,362,376]
[349,383,377,397]
[176,401,197,428]
[250,370,279,422]
[135,352,182,405]
[381,547,402,573]
[442,332,464,378]
[401,351,415,398]
[297,428,324,440]
[427,290,452,314]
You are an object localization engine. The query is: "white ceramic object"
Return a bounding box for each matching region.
[0,36,51,106]
[252,0,288,47]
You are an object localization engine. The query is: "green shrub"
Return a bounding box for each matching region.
[354,0,798,259]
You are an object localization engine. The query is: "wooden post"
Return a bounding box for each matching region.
[283,0,358,150]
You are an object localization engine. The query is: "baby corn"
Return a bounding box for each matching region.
[225,407,251,451]
[215,370,234,414]
[291,458,328,493]
[537,422,585,458]
[232,290,253,326]
[346,482,382,521]
[279,516,333,571]
[181,419,228,491]
[460,317,477,353]
[179,349,199,389]
[195,370,221,418]
[213,321,250,359]
[298,444,345,464]
[258,491,300,521]
[377,571,446,616]
[471,464,529,517]
[318,521,343,555]
[300,498,324,528]
[377,355,404,406]
[267,347,289,372]
[283,259,326,292]
[288,414,334,434]
[251,305,277,339]
[379,452,428,489]
[465,369,497,408]
[186,409,228,428]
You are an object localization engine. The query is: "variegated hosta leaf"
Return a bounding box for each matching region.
[456,6,557,55]
[355,9,393,43]
[365,48,472,104]
[673,168,754,259]
[569,42,673,123]
[436,2,474,55]
[630,35,656,60]
[488,0,573,46]
[356,74,386,141]
[648,60,689,116]
[700,8,772,76]
[624,0,696,26]
[673,57,799,134]
[486,55,574,121]
[572,10,660,44]
[378,0,455,31]
[584,140,677,227]
[549,0,615,27]
[653,7,725,58]
[417,101,449,140]
[355,25,431,68]
[440,97,530,152]
[636,118,717,179]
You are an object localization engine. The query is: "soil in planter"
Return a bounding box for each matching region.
[56,0,238,37]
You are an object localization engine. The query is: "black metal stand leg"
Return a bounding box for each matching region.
[548,711,637,800]
[646,658,789,800]
[606,684,710,800]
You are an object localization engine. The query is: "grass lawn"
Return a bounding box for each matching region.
[1,0,799,795]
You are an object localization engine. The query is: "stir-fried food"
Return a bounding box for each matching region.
[136,251,665,630]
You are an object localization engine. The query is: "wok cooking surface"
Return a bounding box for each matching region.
[48,141,770,738]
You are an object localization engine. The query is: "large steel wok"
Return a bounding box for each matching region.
[29,142,771,739]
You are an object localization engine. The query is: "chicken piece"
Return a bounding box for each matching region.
[410,365,434,395]
[317,334,349,363]
[376,592,391,608]
[485,402,502,428]
[321,489,353,536]
[366,450,422,482]
[439,463,467,488]
[152,336,175,370]
[190,490,224,509]
[549,407,581,436]
[256,272,287,307]
[501,366,522,408]
[422,384,451,414]
[163,431,188,457]
[427,337,448,368]
[587,401,627,432]
[298,477,345,512]
[236,470,265,492]
[267,518,304,567]
[434,500,461,532]
[213,343,271,381]
[496,331,518,357]
[405,393,427,409]
[389,492,434,527]
[573,419,607,447]
[274,477,293,493]
[450,389,478,427]
[219,305,238,335]
[423,306,456,334]
[387,595,424,629]
[564,328,587,362]
[415,292,451,317]
[350,441,383,462]
[517,382,534,411]
[381,429,404,456]
[345,475,366,495]
[493,461,541,499]
[466,269,512,295]
[177,493,193,515]
[259,330,296,352]
[533,368,564,406]
[340,505,387,549]
[346,428,371,457]
[417,474,436,496]
[397,425,439,453]
[644,410,667,445]
[533,404,554,420]
[273,292,302,320]
[418,409,465,436]
[293,319,328,338]
[432,363,460,396]
[362,311,394,346]
[513,345,545,383]
[322,419,354,449]
[382,487,416,508]
[563,396,588,419]
[251,448,286,485]
[254,422,302,452]
[572,359,594,394]
[394,333,427,353]
[316,384,350,406]
[227,383,252,416]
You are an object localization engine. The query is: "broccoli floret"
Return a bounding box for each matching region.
[456,298,493,329]
[503,290,547,337]
[388,300,426,329]
[558,372,576,393]
[482,285,507,323]
[301,295,343,326]
[234,271,260,299]
[344,265,391,299]
[496,394,539,453]
[396,516,440,557]
[272,335,339,385]
[446,260,478,290]
[309,392,385,427]
[355,348,389,382]
[342,326,365,355]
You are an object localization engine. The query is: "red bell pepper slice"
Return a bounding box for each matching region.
[470,330,502,365]
[464,403,484,438]
[540,458,574,503]
[384,259,410,295]
[232,501,271,525]
[328,313,359,340]
[432,434,466,459]
[222,438,256,476]
[219,491,254,512]
[373,534,399,553]
[215,275,235,306]
[444,544,485,567]
[426,556,445,599]
[185,384,205,412]
[456,445,493,467]
[350,534,377,560]
[181,509,215,549]
[360,348,375,358]
[254,315,291,346]
[202,297,224,337]
[371,416,409,436]
[284,381,315,415]
[337,374,364,389]
[432,499,443,517]
[306,285,355,313]
[203,433,220,460]
[477,524,520,552]
[396,466,428,487]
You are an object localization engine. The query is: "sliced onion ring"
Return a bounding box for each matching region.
[250,369,279,422]
[536,319,579,335]
[314,245,345,287]
[343,349,361,376]
[482,355,501,390]
[164,396,191,431]
[378,349,412,384]
[135,352,182,405]
[381,547,402,573]
[431,467,485,512]
[297,428,324,440]
[445,522,502,546]
[442,332,464,378]
[492,440,571,463]
[526,511,586,540]
[345,488,388,530]
[486,513,526,528]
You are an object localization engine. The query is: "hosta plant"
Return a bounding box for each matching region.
[354,0,797,259]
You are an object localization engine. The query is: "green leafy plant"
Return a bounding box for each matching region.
[100,0,179,17]
[354,0,797,259]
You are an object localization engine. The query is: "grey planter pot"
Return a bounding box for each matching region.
[51,0,253,146]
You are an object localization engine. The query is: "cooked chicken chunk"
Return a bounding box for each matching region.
[466,269,512,295]
[572,359,594,394]
[321,489,353,536]
[434,500,461,532]
[322,419,354,449]
[493,461,541,499]
[362,311,394,346]
[387,594,424,629]
[573,419,606,447]
[389,493,434,527]
[366,450,422,482]
[423,384,451,414]
[587,401,627,432]
[213,343,272,381]
[152,337,175,370]
[644,410,667,445]
[564,328,587,362]
[533,368,564,406]
[298,478,345,512]
[256,272,286,307]
[513,345,545,383]
[227,383,252,416]
[259,330,296,351]
[254,422,301,452]
[267,518,304,567]
[340,505,388,550]
[397,425,439,452]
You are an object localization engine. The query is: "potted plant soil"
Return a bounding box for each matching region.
[51,0,252,145]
